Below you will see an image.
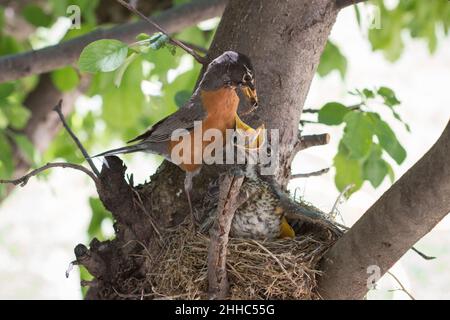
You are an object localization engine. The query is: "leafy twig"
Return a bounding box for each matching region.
[116,0,207,64]
[0,162,98,186]
[53,100,100,176]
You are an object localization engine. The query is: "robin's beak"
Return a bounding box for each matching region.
[242,84,258,107]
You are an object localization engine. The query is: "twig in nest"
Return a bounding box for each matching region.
[387,271,415,300]
[291,168,329,179]
[0,162,98,186]
[251,240,297,286]
[116,0,207,64]
[207,171,244,299]
[53,100,100,176]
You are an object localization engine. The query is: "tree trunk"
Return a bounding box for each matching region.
[79,0,339,299]
[318,121,450,299]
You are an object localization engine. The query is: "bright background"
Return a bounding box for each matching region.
[0,5,449,299]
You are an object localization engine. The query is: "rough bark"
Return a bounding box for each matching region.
[145,0,339,227]
[75,0,339,299]
[318,121,450,299]
[207,0,338,186]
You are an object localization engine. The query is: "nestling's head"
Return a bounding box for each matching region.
[200,51,258,107]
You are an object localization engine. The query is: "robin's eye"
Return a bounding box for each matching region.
[243,73,252,83]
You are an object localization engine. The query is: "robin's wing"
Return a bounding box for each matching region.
[128,94,206,144]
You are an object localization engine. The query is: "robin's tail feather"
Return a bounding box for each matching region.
[92,143,148,158]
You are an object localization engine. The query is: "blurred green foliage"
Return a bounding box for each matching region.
[0,1,449,241]
[368,0,450,61]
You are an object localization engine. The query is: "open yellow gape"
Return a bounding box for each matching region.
[234,114,265,150]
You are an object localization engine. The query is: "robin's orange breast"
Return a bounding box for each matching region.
[169,87,239,172]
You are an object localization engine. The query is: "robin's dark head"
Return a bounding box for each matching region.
[200,51,258,106]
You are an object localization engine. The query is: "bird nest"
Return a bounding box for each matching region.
[144,221,339,300]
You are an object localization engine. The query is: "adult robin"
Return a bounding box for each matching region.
[94,51,259,224]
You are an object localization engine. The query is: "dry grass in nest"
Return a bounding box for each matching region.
[144,223,338,300]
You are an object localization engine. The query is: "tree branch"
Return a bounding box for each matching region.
[291,168,329,179]
[293,133,330,154]
[0,162,98,186]
[318,121,450,299]
[73,242,106,279]
[116,0,207,64]
[207,171,244,299]
[336,0,367,9]
[0,0,227,83]
[53,100,100,176]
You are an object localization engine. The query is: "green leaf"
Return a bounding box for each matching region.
[363,88,375,99]
[62,24,96,41]
[318,102,350,125]
[363,145,388,188]
[392,110,411,132]
[51,67,80,92]
[386,162,395,183]
[342,112,373,159]
[101,59,145,129]
[114,53,138,88]
[4,104,31,129]
[334,144,363,194]
[22,4,52,27]
[78,39,129,73]
[317,41,347,78]
[354,4,362,28]
[0,34,22,55]
[0,109,8,129]
[0,132,13,176]
[0,83,15,99]
[369,113,406,164]
[0,7,4,30]
[136,33,150,41]
[377,86,401,107]
[88,197,112,240]
[11,134,36,165]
